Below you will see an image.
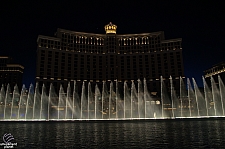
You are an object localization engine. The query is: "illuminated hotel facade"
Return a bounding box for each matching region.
[0,56,24,90]
[36,22,184,95]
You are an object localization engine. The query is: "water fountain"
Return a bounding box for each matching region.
[1,76,225,121]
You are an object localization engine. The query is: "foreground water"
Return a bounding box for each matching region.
[0,119,225,148]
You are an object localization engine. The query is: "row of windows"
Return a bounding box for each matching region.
[39,64,182,77]
[38,47,183,79]
[60,32,163,46]
[40,56,182,74]
[37,73,182,82]
[39,46,181,55]
[38,35,181,54]
[61,33,105,45]
[118,36,161,46]
[41,59,182,68]
[41,50,181,58]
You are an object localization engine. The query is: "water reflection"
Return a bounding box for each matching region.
[0,120,225,148]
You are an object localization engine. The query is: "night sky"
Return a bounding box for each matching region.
[1,1,225,87]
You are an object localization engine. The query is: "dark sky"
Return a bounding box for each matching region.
[0,1,225,87]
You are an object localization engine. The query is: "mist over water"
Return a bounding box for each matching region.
[0,76,225,121]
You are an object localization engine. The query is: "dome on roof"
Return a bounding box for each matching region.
[104,22,117,34]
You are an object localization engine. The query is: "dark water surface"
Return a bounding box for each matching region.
[0,119,225,148]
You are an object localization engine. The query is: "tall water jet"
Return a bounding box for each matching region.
[141,78,144,118]
[192,78,200,117]
[202,76,209,116]
[94,84,97,119]
[65,82,71,119]
[10,85,19,119]
[87,82,90,119]
[17,85,26,119]
[0,85,5,103]
[50,84,58,119]
[170,76,180,118]
[124,81,131,118]
[4,84,11,119]
[72,81,75,119]
[202,76,209,117]
[211,76,216,116]
[187,78,192,117]
[101,81,108,119]
[58,85,66,120]
[10,85,14,120]
[130,81,134,118]
[180,77,189,117]
[40,84,47,119]
[161,76,171,118]
[144,78,156,118]
[218,75,225,116]
[203,77,215,116]
[101,81,105,119]
[81,81,86,119]
[94,84,101,119]
[211,76,223,116]
[211,76,217,116]
[160,76,164,118]
[48,84,53,120]
[49,84,53,119]
[195,78,207,117]
[169,76,175,118]
[25,84,34,120]
[109,82,113,119]
[0,85,5,119]
[143,78,147,118]
[88,82,94,119]
[58,85,62,120]
[139,79,144,118]
[179,77,184,117]
[179,77,182,117]
[115,80,119,119]
[33,83,40,119]
[72,81,80,119]
[131,80,138,118]
[187,78,198,117]
[123,81,126,119]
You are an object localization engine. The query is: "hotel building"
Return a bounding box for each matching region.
[36,22,184,95]
[0,56,24,90]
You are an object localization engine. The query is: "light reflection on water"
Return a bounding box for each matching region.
[0,120,225,148]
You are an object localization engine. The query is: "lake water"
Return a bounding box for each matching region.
[0,119,225,148]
